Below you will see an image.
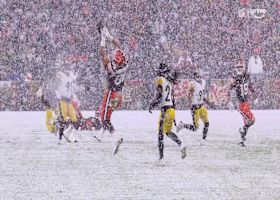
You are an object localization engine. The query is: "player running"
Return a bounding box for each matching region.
[176,70,210,140]
[228,63,258,147]
[98,23,128,154]
[149,63,186,160]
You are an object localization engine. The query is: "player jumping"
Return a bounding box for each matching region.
[176,70,210,140]
[228,63,258,147]
[98,23,128,154]
[149,63,186,160]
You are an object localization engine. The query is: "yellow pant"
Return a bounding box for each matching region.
[59,99,77,122]
[45,109,57,133]
[158,108,175,134]
[192,105,209,129]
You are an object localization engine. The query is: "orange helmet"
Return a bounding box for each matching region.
[113,49,126,65]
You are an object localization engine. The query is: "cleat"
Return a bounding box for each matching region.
[181,146,187,159]
[176,121,184,133]
[202,133,207,140]
[113,137,123,155]
[93,135,102,142]
[238,141,246,147]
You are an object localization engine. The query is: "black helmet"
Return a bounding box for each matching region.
[157,63,170,76]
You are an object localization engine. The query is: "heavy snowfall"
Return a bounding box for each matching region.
[0,0,279,199]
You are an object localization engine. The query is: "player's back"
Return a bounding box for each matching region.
[156,76,174,107]
[56,71,74,100]
[192,79,206,105]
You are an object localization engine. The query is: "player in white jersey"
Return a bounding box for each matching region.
[55,70,79,143]
[177,70,210,140]
[149,63,186,160]
[40,69,102,140]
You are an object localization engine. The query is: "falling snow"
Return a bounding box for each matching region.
[0,0,279,199]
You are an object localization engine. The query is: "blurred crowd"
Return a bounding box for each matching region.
[0,0,279,110]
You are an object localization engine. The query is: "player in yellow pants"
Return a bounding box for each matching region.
[149,63,186,160]
[177,70,210,139]
[45,109,57,133]
[58,99,78,123]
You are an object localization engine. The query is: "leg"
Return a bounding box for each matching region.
[238,102,255,146]
[58,100,68,142]
[158,109,165,159]
[239,102,255,140]
[166,132,181,146]
[100,90,111,123]
[164,108,186,159]
[164,108,181,145]
[65,102,78,142]
[177,107,199,133]
[46,109,57,133]
[100,90,120,134]
[200,106,210,140]
[99,90,114,136]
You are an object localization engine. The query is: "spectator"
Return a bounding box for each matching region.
[247,47,264,76]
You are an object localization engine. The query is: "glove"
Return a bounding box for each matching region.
[253,98,259,105]
[228,101,234,111]
[100,26,114,41]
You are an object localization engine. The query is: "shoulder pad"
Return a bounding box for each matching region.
[156,77,164,86]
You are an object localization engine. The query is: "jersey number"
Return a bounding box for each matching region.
[165,85,171,102]
[241,83,249,97]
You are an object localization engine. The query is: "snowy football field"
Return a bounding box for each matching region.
[0,110,280,200]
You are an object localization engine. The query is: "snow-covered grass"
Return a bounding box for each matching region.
[0,110,280,200]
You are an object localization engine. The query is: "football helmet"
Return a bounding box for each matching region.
[157,63,170,76]
[235,63,246,76]
[113,49,126,65]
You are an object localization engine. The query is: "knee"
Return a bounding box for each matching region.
[204,122,209,128]
[194,123,199,131]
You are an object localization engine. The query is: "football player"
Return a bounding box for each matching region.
[149,63,186,160]
[176,70,210,140]
[98,23,128,154]
[228,63,258,147]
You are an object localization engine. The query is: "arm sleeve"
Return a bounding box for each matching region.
[150,85,163,109]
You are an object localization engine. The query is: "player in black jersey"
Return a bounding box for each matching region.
[228,63,258,146]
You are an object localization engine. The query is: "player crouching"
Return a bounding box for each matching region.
[177,70,210,140]
[228,63,258,147]
[149,63,186,160]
